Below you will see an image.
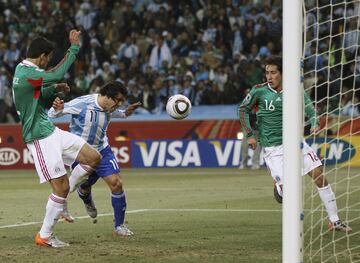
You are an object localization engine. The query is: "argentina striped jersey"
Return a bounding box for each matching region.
[48,94,126,151]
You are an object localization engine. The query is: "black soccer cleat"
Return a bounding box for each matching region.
[273,183,283,204]
[328,220,352,233]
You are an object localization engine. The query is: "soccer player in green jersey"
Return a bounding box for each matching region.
[12,30,102,247]
[239,56,352,233]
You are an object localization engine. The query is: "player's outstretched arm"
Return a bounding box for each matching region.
[48,97,65,118]
[48,95,83,118]
[32,30,82,86]
[69,29,81,46]
[41,83,70,105]
[112,102,142,118]
[125,102,142,117]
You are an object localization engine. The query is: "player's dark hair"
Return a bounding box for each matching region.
[26,37,55,58]
[100,80,128,100]
[265,56,282,73]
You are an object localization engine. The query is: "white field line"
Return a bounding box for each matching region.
[1,208,359,229]
[124,171,245,176]
[0,208,280,229]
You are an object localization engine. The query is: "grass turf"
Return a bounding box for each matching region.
[0,168,359,263]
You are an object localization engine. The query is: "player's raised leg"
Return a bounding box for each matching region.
[69,143,101,192]
[77,173,100,219]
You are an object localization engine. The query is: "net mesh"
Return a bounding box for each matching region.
[302,1,360,262]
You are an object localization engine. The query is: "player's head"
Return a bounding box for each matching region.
[26,37,55,69]
[265,56,282,90]
[99,80,128,112]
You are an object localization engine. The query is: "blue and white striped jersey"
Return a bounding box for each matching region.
[48,94,126,151]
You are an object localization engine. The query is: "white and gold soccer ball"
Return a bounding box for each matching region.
[166,94,192,120]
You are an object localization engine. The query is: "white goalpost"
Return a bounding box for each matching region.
[283,0,303,262]
[284,0,360,262]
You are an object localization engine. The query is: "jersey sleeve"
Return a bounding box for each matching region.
[304,92,319,128]
[48,97,84,118]
[41,84,57,101]
[239,87,258,138]
[30,45,80,86]
[40,84,57,108]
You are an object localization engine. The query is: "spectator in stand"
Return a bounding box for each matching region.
[228,7,245,30]
[0,0,299,123]
[147,0,169,13]
[139,82,156,113]
[267,10,282,46]
[3,42,20,72]
[74,70,90,96]
[117,34,139,63]
[75,2,97,31]
[149,33,172,71]
[0,67,9,122]
[232,23,243,56]
[85,38,110,69]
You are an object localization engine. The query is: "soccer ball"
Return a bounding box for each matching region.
[166,94,192,120]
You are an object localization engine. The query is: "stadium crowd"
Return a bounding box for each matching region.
[0,0,358,123]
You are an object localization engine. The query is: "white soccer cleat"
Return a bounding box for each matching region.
[35,233,70,248]
[251,164,260,170]
[114,225,134,237]
[238,164,246,169]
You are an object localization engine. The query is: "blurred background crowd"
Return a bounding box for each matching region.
[0,0,358,124]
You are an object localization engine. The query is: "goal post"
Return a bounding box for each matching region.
[301,0,360,262]
[284,0,360,262]
[283,0,304,263]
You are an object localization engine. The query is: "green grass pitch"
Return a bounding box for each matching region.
[0,168,359,263]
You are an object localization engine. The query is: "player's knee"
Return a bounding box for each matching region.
[58,184,70,197]
[89,151,102,168]
[312,167,327,187]
[315,166,323,175]
[64,185,70,196]
[110,177,123,193]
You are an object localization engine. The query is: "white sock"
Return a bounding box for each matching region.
[39,194,65,238]
[317,184,339,223]
[69,164,94,192]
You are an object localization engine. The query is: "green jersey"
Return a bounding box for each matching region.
[239,82,318,147]
[12,44,80,143]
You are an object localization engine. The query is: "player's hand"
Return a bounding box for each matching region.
[248,137,257,150]
[53,97,64,112]
[55,83,70,93]
[125,102,142,117]
[69,29,81,45]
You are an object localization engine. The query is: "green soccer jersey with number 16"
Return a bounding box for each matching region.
[239,82,318,147]
[12,44,79,143]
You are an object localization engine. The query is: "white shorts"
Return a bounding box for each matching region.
[263,141,322,185]
[27,127,86,183]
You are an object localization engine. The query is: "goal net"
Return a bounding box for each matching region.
[302,0,360,262]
